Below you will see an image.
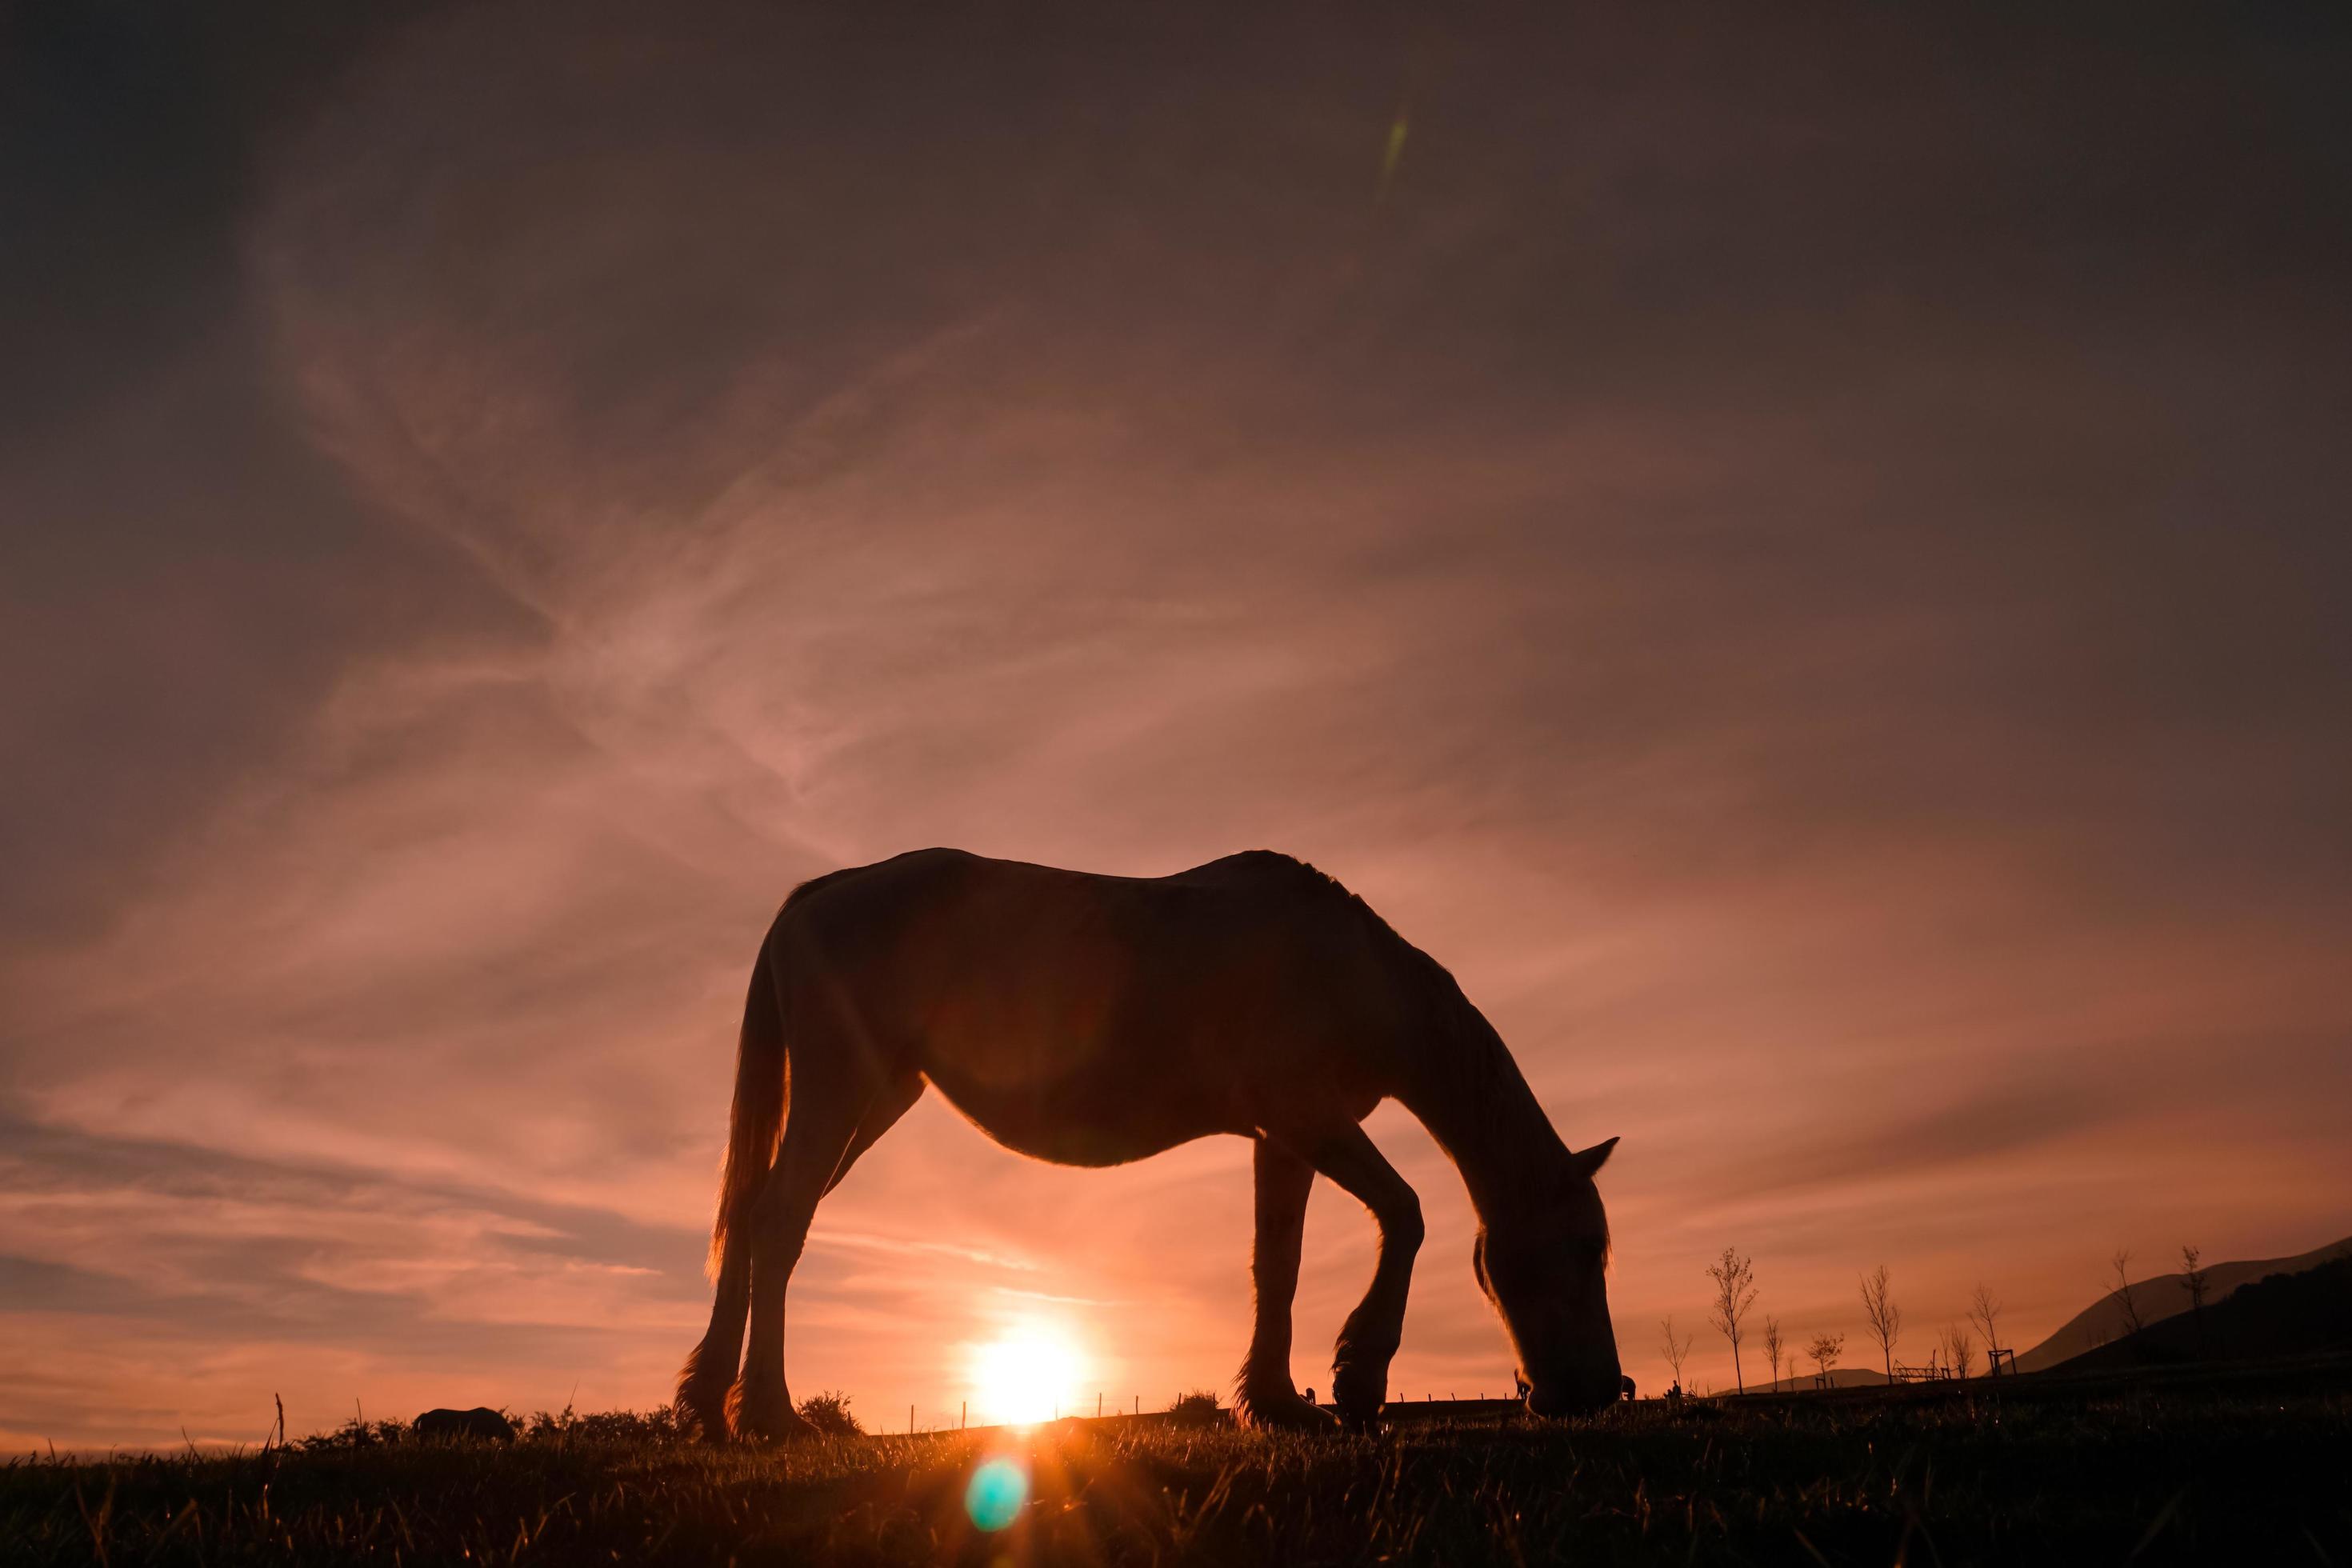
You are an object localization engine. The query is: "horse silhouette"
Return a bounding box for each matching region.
[413,1407,515,1442]
[676,849,1622,1441]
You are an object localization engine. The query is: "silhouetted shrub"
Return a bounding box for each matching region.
[298,1416,412,1450]
[1168,1390,1224,1426]
[566,1407,683,1444]
[518,1406,682,1445]
[524,1406,575,1441]
[798,1391,863,1437]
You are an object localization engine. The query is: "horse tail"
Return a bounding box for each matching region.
[709,936,787,1281]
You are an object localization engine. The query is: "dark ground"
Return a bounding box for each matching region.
[7,1357,2349,1566]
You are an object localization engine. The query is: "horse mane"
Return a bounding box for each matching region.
[1256,851,1584,1218]
[778,865,862,917]
[1241,852,1498,1054]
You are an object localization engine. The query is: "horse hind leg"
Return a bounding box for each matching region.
[1233,1135,1339,1431]
[678,1076,915,1442]
[728,1054,895,1442]
[676,1245,750,1442]
[822,1070,925,1198]
[675,944,790,1442]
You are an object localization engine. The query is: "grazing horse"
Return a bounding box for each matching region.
[675,849,1622,1441]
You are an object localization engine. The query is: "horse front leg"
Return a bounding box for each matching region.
[1271,1122,1423,1431]
[1234,1136,1339,1430]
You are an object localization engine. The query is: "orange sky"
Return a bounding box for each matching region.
[4,3,2350,1448]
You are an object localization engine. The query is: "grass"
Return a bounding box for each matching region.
[8,1373,2350,1566]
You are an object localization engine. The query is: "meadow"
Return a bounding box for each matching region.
[8,1360,2349,1567]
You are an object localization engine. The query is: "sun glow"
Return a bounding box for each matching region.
[966,1321,1090,1427]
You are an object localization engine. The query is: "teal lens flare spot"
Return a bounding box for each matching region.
[965,1456,1029,1531]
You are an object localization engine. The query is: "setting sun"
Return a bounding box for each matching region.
[966,1322,1090,1427]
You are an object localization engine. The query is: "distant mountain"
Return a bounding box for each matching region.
[2015,1237,2352,1373]
[2046,1250,2352,1373]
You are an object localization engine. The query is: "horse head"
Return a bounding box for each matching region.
[1471,1135,1621,1417]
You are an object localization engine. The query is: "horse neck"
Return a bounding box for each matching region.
[1394,1008,1573,1222]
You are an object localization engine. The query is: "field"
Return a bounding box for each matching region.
[9,1362,2349,1566]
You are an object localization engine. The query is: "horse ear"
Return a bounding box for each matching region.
[1571,1136,1619,1180]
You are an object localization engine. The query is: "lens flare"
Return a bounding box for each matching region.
[965,1456,1029,1531]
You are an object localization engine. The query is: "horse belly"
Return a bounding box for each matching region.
[914,1022,1242,1167]
[918,1039,1243,1164]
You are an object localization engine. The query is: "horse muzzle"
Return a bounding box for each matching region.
[1525,1373,1622,1419]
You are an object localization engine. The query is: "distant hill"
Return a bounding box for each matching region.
[1738,1369,1886,1394]
[2014,1236,2352,1373]
[2046,1251,2352,1373]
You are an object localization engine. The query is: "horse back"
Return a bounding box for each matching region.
[770,850,1414,1151]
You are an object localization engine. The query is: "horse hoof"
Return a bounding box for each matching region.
[675,1401,730,1444]
[1330,1358,1390,1426]
[1236,1392,1341,1433]
[675,1382,734,1445]
[733,1409,818,1445]
[726,1377,815,1444]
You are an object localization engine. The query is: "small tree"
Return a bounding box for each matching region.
[1705,1247,1760,1394]
[2110,1247,2146,1339]
[1762,1315,1786,1391]
[1659,1314,1695,1392]
[1806,1331,1845,1386]
[1940,1322,1977,1378]
[2181,1244,2212,1354]
[1968,1284,2005,1365]
[1858,1264,1902,1383]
